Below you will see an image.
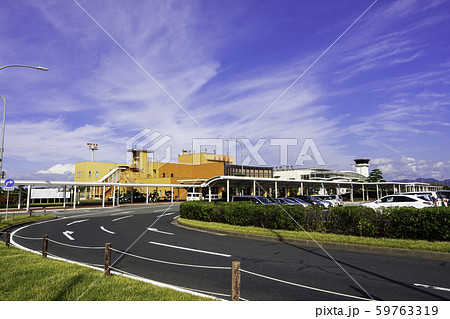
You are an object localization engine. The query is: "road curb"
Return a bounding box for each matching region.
[0,216,57,233]
[1,216,58,244]
[174,219,450,262]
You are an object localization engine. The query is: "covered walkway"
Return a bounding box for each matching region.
[1,177,440,211]
[201,176,440,202]
[1,180,199,212]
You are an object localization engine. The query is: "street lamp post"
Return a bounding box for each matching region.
[0,64,49,180]
[0,95,6,179]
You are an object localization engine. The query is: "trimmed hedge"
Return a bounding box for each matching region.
[180,201,324,232]
[180,201,450,242]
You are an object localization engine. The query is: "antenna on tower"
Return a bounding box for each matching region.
[87,143,99,161]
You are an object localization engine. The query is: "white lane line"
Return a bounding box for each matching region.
[66,219,89,226]
[110,211,133,216]
[149,205,179,209]
[153,209,170,213]
[149,241,231,257]
[100,226,116,234]
[173,215,180,220]
[147,228,174,236]
[156,212,177,217]
[414,283,450,292]
[154,209,177,214]
[112,215,133,222]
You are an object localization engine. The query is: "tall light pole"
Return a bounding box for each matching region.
[0,95,6,179]
[0,64,49,180]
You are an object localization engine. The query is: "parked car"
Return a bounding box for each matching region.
[400,191,440,206]
[286,197,312,207]
[436,190,450,207]
[314,195,343,207]
[273,197,304,205]
[119,193,146,203]
[312,197,332,208]
[362,194,434,210]
[292,195,330,208]
[328,194,343,206]
[231,195,275,204]
[187,192,203,201]
[294,195,321,206]
[204,194,221,201]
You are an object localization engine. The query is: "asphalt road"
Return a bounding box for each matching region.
[10,204,450,301]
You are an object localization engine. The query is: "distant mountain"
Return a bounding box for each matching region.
[392,178,450,186]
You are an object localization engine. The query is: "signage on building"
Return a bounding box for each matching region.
[205,154,232,163]
[31,188,70,199]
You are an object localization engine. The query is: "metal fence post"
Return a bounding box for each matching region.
[42,235,48,258]
[231,261,241,301]
[104,243,111,276]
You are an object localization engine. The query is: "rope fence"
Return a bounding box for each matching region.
[9,234,41,240]
[46,238,104,250]
[240,268,372,301]
[7,233,370,301]
[110,247,231,270]
[108,265,236,300]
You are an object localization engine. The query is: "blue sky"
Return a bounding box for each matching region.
[0,0,449,181]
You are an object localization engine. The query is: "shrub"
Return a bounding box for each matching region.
[326,206,385,237]
[179,201,450,241]
[180,201,318,231]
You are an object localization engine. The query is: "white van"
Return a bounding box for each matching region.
[186,192,203,201]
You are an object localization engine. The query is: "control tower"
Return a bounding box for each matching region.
[354,158,370,177]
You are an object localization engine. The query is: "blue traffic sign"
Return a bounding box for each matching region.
[4,179,14,187]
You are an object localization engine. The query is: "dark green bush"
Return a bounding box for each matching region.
[385,206,450,241]
[326,206,386,237]
[180,201,323,231]
[179,201,450,241]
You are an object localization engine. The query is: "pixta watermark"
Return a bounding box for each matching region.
[126,129,325,167]
[192,137,325,167]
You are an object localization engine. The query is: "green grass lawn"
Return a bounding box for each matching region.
[0,215,211,301]
[0,214,55,230]
[178,218,450,253]
[0,245,212,301]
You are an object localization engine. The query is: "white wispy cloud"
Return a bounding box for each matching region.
[372,156,450,181]
[1,0,449,181]
[37,163,75,175]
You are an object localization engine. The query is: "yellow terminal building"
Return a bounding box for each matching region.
[74,149,236,200]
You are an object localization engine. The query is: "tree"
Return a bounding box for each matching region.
[366,168,385,182]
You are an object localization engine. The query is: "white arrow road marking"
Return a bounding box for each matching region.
[66,219,89,226]
[149,241,231,257]
[414,283,450,292]
[112,215,133,222]
[100,226,115,234]
[63,231,75,241]
[147,228,174,236]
